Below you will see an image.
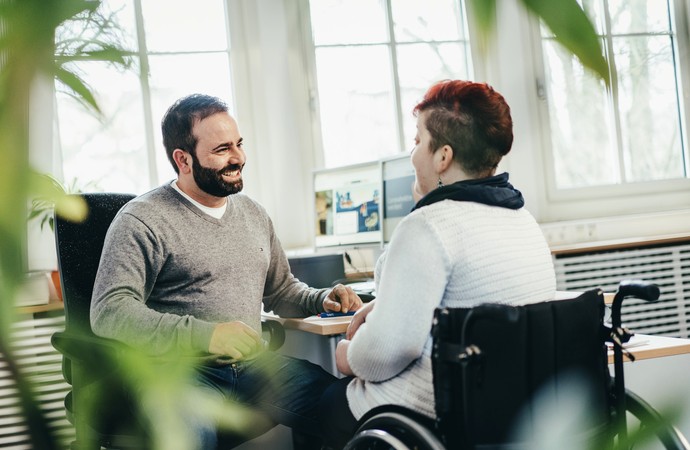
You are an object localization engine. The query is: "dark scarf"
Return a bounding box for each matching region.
[412,172,524,212]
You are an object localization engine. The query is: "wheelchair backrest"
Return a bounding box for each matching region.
[432,289,611,448]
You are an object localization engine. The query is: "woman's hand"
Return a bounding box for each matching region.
[346,300,375,340]
[335,339,354,376]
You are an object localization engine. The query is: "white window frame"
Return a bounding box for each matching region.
[530,0,690,224]
[299,0,475,169]
[53,0,237,194]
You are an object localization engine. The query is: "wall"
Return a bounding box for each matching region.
[228,0,317,251]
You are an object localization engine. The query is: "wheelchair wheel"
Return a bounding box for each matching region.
[343,410,445,450]
[624,390,690,450]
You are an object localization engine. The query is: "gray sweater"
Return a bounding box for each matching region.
[90,184,328,362]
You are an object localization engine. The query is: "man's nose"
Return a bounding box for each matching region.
[227,149,245,165]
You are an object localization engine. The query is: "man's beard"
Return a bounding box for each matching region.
[190,153,244,197]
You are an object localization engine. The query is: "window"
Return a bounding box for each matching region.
[306,0,473,168]
[539,0,689,191]
[54,0,235,194]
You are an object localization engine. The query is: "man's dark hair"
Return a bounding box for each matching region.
[161,94,229,174]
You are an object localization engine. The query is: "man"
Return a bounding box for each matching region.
[90,93,362,448]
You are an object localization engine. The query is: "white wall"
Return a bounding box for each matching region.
[27,74,59,271]
[228,0,318,251]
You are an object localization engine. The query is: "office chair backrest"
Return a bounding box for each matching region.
[432,289,610,449]
[55,193,135,335]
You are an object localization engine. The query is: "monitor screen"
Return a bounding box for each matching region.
[382,154,416,243]
[288,253,345,288]
[314,162,382,248]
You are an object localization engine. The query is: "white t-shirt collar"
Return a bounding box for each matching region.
[171,180,227,219]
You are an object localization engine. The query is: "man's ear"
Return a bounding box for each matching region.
[172,149,192,173]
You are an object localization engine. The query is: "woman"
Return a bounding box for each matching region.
[318,80,557,449]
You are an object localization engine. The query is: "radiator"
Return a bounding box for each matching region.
[0,313,72,449]
[553,241,690,338]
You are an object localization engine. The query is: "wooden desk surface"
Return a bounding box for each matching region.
[609,334,690,364]
[270,293,616,336]
[16,302,64,315]
[265,317,690,364]
[264,314,353,335]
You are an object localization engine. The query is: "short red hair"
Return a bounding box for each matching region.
[413,80,513,176]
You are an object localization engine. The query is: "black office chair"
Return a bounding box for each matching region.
[51,193,285,450]
[344,280,690,450]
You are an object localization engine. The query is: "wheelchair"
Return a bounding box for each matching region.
[344,281,690,450]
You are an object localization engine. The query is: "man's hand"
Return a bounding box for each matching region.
[208,321,262,360]
[323,284,363,313]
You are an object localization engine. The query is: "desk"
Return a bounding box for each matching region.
[612,333,690,363]
[266,290,614,337]
[266,314,352,336]
[263,314,350,376]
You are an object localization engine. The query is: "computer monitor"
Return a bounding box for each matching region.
[288,253,345,288]
[382,153,416,243]
[313,161,382,248]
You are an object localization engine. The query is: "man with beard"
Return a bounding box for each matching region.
[90,93,362,448]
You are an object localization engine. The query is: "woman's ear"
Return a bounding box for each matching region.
[435,144,454,173]
[172,149,192,174]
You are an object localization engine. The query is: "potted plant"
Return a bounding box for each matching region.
[26,174,90,301]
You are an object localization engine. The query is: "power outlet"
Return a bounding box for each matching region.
[543,223,598,246]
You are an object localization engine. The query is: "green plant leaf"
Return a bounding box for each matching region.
[54,66,101,114]
[28,171,88,226]
[81,46,130,65]
[521,0,609,82]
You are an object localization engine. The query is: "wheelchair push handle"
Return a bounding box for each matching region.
[609,279,660,445]
[614,279,660,303]
[611,280,660,329]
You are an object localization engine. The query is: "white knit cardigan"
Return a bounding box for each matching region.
[345,200,557,419]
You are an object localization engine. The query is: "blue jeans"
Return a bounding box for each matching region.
[318,377,358,449]
[189,351,337,448]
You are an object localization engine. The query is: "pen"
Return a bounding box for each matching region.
[317,311,356,318]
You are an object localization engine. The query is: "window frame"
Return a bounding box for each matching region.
[53,0,237,194]
[530,0,690,223]
[300,0,474,169]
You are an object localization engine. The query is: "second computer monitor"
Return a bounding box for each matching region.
[382,154,416,243]
[313,161,382,248]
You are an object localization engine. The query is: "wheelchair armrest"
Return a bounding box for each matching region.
[261,319,285,351]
